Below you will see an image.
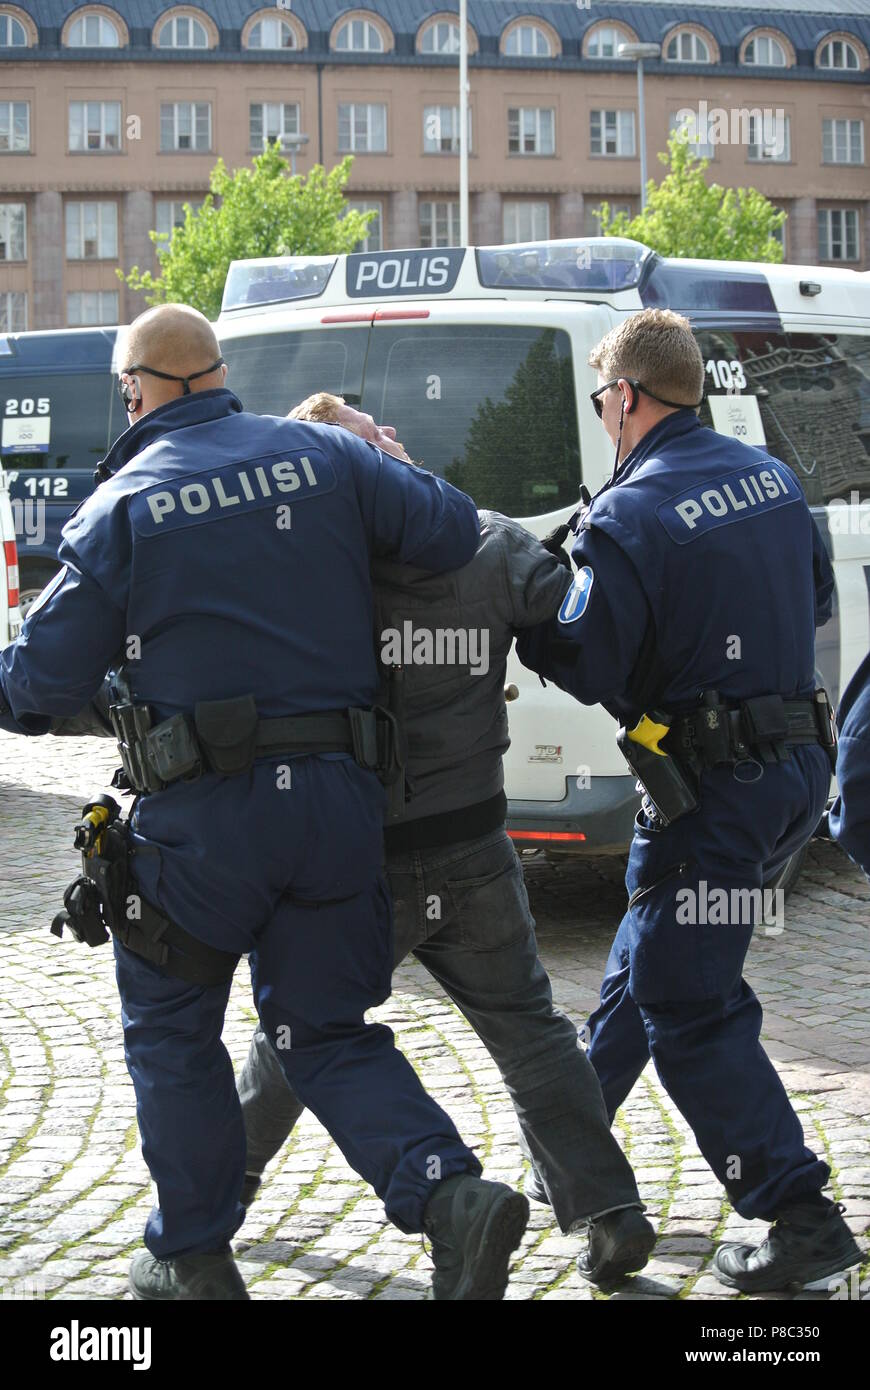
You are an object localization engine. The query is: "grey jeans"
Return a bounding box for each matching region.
[238,826,642,1229]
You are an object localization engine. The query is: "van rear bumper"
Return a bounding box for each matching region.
[506,775,639,854]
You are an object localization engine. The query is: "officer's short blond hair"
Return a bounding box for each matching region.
[588,308,704,408]
[289,392,344,424]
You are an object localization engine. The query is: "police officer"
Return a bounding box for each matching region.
[517,308,864,1292]
[0,304,530,1300]
[829,650,870,879]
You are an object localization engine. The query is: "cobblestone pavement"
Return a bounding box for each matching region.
[1,730,868,1303]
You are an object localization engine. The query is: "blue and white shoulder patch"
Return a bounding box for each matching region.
[558,566,594,625]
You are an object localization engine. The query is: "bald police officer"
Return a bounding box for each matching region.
[0,304,529,1301]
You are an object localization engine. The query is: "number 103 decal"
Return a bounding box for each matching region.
[705,360,747,391]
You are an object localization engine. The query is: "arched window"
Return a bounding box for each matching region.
[68,12,120,47]
[586,25,633,60]
[0,12,27,46]
[248,17,295,50]
[420,19,460,54]
[743,34,787,67]
[504,23,551,58]
[158,14,208,49]
[665,30,709,64]
[818,38,860,71]
[334,18,383,53]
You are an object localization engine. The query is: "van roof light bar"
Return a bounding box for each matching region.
[222,256,337,312]
[476,238,651,293]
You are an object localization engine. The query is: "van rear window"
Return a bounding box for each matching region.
[697,330,870,506]
[0,372,112,470]
[363,325,581,516]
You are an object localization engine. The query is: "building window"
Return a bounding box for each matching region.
[665,31,709,63]
[770,209,787,255]
[346,199,382,251]
[420,20,460,54]
[250,102,300,152]
[65,201,117,259]
[591,110,636,157]
[818,39,860,71]
[69,101,121,152]
[338,103,387,153]
[743,34,787,67]
[503,201,549,243]
[508,107,554,155]
[818,208,859,261]
[0,100,29,152]
[160,102,211,152]
[823,118,864,164]
[586,26,632,59]
[68,12,120,46]
[423,105,470,154]
[154,199,203,244]
[504,23,551,58]
[0,14,28,46]
[0,290,26,330]
[669,111,714,158]
[419,200,460,248]
[748,113,791,162]
[158,14,208,48]
[585,201,633,236]
[248,17,295,49]
[67,290,119,325]
[0,203,26,260]
[334,18,383,52]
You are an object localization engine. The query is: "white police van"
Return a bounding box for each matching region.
[215,238,870,861]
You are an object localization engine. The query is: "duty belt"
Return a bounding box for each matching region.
[668,690,837,773]
[108,693,403,795]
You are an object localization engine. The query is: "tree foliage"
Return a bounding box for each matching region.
[596,128,786,262]
[121,143,374,319]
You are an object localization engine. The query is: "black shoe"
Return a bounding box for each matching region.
[423,1175,529,1300]
[241,1172,261,1208]
[576,1206,656,1286]
[129,1247,250,1301]
[714,1198,864,1292]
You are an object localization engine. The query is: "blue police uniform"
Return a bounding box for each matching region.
[518,408,835,1220]
[830,650,870,879]
[0,387,484,1257]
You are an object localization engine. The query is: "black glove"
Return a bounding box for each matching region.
[540,522,572,571]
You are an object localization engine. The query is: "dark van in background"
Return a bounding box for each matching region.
[0,327,119,614]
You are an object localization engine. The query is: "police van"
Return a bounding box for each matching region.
[0,466,20,646]
[0,327,119,615]
[215,238,870,863]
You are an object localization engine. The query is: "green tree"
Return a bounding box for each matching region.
[120,143,374,319]
[596,128,786,262]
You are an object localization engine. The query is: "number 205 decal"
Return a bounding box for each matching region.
[5,397,50,416]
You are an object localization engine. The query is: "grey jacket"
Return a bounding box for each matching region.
[373,509,571,825]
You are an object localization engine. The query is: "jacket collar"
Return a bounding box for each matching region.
[615,408,702,485]
[96,389,244,482]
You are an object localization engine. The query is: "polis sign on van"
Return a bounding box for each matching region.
[346,248,465,298]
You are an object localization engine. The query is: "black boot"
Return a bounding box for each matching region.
[423,1175,529,1300]
[129,1247,250,1300]
[714,1197,864,1292]
[576,1206,656,1286]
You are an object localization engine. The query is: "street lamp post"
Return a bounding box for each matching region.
[459,0,469,245]
[617,42,660,211]
[283,132,310,177]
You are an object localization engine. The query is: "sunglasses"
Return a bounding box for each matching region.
[590,378,639,419]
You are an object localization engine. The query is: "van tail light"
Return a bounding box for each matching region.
[4,539,19,608]
[508,830,587,843]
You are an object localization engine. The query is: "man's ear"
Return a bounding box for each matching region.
[220,363,228,385]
